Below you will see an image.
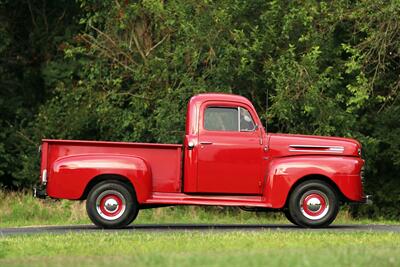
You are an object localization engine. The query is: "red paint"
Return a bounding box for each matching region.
[264,155,364,208]
[45,141,180,202]
[196,100,263,194]
[39,93,366,211]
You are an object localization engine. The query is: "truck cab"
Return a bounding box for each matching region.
[34,93,369,228]
[183,94,265,195]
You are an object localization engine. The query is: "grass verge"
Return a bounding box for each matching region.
[0,231,399,267]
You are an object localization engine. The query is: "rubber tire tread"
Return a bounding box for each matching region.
[288,180,339,228]
[283,209,299,226]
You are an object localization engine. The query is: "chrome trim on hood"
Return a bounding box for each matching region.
[289,144,344,153]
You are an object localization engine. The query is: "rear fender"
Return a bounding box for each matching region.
[265,156,364,208]
[47,154,152,203]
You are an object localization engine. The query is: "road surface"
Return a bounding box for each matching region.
[1,224,400,236]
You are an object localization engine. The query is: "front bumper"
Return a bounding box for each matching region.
[361,195,373,205]
[33,185,47,199]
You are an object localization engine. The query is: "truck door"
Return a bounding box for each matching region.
[196,102,263,195]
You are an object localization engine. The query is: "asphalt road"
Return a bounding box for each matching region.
[1,224,400,236]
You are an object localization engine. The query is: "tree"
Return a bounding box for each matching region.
[0,0,399,218]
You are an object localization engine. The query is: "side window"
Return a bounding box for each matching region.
[204,107,238,131]
[240,108,256,131]
[204,106,256,132]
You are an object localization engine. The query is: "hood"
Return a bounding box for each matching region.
[267,133,361,158]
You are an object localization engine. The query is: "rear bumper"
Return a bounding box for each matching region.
[33,185,47,199]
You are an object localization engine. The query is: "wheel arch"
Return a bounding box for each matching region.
[80,174,136,200]
[265,156,362,208]
[284,174,347,209]
[47,153,152,202]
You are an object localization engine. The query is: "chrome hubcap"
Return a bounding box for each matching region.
[306,197,322,212]
[300,190,329,220]
[104,198,119,212]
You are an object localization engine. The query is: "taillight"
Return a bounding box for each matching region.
[38,144,47,184]
[41,169,48,184]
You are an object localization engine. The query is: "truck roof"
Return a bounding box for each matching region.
[190,93,253,106]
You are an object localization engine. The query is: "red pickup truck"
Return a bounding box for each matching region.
[34,93,370,228]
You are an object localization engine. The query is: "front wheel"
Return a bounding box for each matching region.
[283,209,298,226]
[86,181,139,228]
[287,180,339,228]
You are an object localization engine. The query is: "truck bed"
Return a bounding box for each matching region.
[43,139,183,194]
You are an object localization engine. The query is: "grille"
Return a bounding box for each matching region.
[360,165,365,185]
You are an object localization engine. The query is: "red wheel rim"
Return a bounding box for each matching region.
[99,194,123,216]
[95,190,126,220]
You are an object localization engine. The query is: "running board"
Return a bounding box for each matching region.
[144,192,270,208]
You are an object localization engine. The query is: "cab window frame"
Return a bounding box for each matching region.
[203,105,256,132]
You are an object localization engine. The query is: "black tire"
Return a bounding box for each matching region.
[288,180,339,228]
[86,181,139,229]
[283,209,299,226]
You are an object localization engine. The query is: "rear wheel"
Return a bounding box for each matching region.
[86,181,139,228]
[288,180,339,228]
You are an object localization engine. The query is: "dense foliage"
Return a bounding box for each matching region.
[0,0,399,219]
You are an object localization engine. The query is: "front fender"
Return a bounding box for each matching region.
[47,154,152,203]
[265,156,364,208]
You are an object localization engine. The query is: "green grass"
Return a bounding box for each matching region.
[1,231,399,267]
[0,190,398,227]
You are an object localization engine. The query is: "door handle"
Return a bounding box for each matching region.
[188,141,195,150]
[200,141,213,145]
